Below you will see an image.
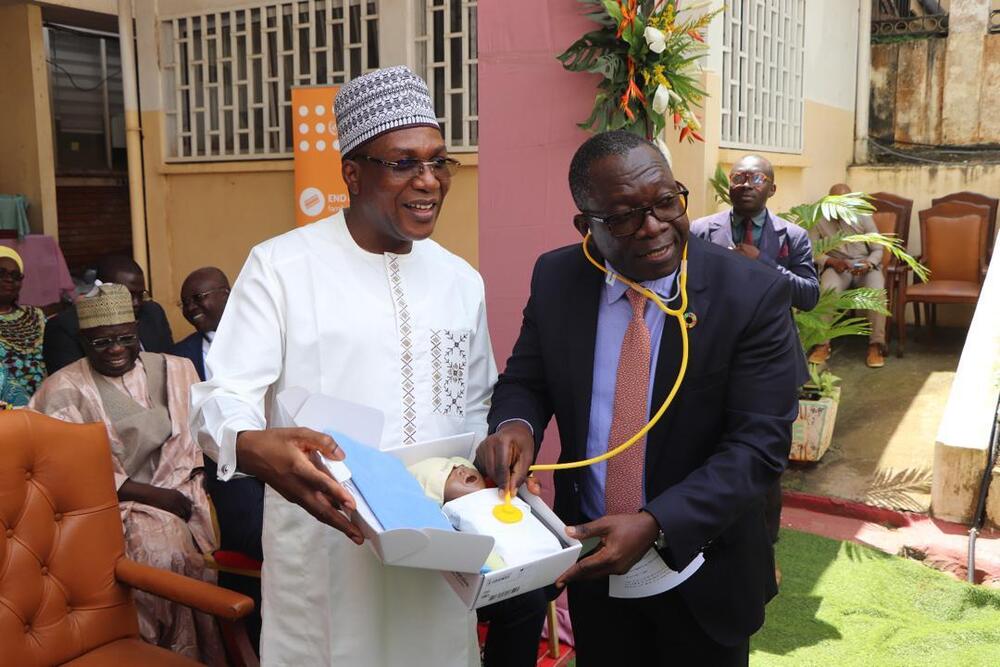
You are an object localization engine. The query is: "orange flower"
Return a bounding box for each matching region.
[616,0,639,38]
[688,29,705,43]
[618,56,646,121]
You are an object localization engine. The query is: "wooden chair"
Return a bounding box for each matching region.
[931,191,998,262]
[868,196,909,344]
[0,411,258,666]
[895,201,990,356]
[869,192,914,246]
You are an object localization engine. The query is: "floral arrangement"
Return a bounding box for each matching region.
[557,0,721,142]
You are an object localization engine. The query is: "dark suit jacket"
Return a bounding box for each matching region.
[171,332,206,381]
[43,300,175,375]
[691,209,819,311]
[488,236,800,646]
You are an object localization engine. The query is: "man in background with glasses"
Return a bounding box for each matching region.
[44,254,174,374]
[191,66,542,667]
[691,155,819,589]
[478,131,800,665]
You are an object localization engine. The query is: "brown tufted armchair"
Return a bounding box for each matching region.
[0,410,257,666]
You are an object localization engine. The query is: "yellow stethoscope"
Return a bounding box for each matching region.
[494,233,693,523]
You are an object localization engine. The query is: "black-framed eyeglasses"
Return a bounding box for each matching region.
[86,333,139,351]
[179,287,229,309]
[0,268,24,282]
[356,155,461,180]
[730,171,770,187]
[583,186,690,238]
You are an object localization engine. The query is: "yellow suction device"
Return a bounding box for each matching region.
[526,233,691,473]
[493,490,524,524]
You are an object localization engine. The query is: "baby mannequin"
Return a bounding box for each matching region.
[408,457,563,571]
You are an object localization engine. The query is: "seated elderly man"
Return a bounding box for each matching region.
[29,284,221,662]
[808,183,886,369]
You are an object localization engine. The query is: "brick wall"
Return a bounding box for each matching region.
[55,184,133,276]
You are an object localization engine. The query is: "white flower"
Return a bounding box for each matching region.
[644,26,667,54]
[652,84,671,114]
[655,135,673,167]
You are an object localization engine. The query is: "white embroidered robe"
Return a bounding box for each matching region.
[191,213,497,666]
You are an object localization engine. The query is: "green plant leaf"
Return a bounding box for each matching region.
[710,165,731,206]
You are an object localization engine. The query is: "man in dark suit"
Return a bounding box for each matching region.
[171,267,230,382]
[43,255,174,374]
[691,155,819,568]
[477,132,799,665]
[690,154,819,312]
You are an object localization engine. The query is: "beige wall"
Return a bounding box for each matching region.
[0,3,59,237]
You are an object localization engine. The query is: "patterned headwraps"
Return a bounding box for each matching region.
[334,66,440,157]
[77,283,135,330]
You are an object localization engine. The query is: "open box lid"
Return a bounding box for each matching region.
[274,388,496,573]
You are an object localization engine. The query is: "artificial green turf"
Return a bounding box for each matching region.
[565,529,1000,666]
[751,529,1000,666]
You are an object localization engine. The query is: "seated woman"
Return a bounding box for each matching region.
[0,247,45,405]
[29,283,222,662]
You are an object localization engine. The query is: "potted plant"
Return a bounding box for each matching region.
[709,167,928,461]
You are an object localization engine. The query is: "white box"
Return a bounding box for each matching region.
[274,388,582,609]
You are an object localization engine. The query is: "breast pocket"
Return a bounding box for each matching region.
[431,328,471,418]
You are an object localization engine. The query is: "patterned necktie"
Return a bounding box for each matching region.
[605,289,651,515]
[742,217,755,246]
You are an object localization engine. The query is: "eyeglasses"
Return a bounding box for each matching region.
[356,155,461,180]
[0,268,24,282]
[583,187,690,238]
[729,171,771,187]
[86,333,139,351]
[179,286,229,309]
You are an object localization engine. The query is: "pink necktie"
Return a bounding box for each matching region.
[605,290,651,515]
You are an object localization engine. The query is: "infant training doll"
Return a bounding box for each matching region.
[407,457,563,571]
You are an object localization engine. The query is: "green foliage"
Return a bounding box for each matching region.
[710,164,731,205]
[803,364,841,400]
[557,0,721,140]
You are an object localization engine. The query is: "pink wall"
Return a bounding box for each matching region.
[478,1,598,473]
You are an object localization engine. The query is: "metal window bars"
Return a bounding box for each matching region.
[161,0,380,161]
[415,0,478,152]
[720,0,805,154]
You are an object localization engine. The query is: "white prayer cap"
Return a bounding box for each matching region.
[407,456,474,505]
[334,66,440,158]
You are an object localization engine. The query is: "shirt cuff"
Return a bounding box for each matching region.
[495,418,534,436]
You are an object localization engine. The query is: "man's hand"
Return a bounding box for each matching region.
[236,427,364,544]
[474,421,539,497]
[850,260,872,276]
[556,512,660,586]
[152,488,194,521]
[826,257,851,273]
[734,243,761,260]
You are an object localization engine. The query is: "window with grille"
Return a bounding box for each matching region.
[415,0,478,151]
[720,0,805,154]
[160,0,479,161]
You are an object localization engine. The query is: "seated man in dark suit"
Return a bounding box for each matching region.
[174,266,264,653]
[44,255,174,374]
[477,131,799,666]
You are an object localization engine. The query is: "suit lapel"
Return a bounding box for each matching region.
[713,212,735,248]
[759,212,781,261]
[645,237,712,477]
[568,247,603,462]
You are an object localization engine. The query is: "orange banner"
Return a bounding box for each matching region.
[292,85,349,226]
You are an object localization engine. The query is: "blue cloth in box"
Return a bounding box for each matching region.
[327,430,453,532]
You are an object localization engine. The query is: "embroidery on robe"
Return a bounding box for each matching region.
[386,255,417,444]
[431,329,470,417]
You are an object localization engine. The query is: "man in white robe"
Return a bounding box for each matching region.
[191,66,496,666]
